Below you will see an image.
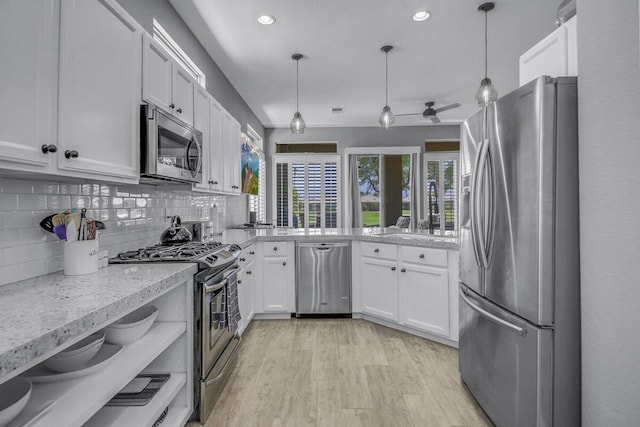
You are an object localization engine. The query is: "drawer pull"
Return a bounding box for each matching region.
[176,107,183,114]
[41,144,57,154]
[169,103,175,109]
[419,254,425,259]
[391,266,396,271]
[282,261,287,266]
[64,150,79,159]
[239,257,246,262]
[400,268,406,273]
[247,270,252,275]
[249,251,255,255]
[273,247,278,251]
[374,248,380,253]
[238,279,242,284]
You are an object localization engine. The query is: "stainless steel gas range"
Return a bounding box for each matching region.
[111,241,243,422]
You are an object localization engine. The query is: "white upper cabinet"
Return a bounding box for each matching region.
[192,84,210,192]
[208,98,224,192]
[57,0,142,182]
[519,16,578,86]
[222,111,241,194]
[141,33,172,112]
[142,34,195,126]
[0,0,59,172]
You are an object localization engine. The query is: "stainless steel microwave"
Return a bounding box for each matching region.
[141,104,202,184]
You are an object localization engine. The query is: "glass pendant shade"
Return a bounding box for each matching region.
[379,105,395,129]
[476,77,498,107]
[290,111,305,134]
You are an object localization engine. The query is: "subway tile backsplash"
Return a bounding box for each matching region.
[0,177,239,286]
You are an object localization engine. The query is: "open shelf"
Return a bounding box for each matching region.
[23,321,186,427]
[85,372,186,427]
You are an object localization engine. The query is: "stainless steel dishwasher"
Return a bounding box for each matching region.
[296,242,351,316]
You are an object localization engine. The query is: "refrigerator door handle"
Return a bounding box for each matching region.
[460,288,526,336]
[473,138,491,268]
[469,145,483,268]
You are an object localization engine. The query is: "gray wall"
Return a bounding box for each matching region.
[264,125,460,223]
[578,1,640,424]
[116,0,264,139]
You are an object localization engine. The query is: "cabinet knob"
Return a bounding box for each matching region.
[240,257,246,262]
[374,248,380,253]
[391,266,396,271]
[41,144,57,154]
[400,268,406,273]
[247,270,252,275]
[169,103,175,109]
[212,181,218,185]
[419,254,425,259]
[208,180,214,185]
[249,251,255,255]
[64,150,79,159]
[273,247,278,251]
[282,261,287,266]
[177,108,183,114]
[238,279,242,284]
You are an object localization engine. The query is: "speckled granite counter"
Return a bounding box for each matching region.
[0,263,196,383]
[219,228,459,250]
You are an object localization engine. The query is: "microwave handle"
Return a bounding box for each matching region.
[146,106,158,175]
[186,136,202,178]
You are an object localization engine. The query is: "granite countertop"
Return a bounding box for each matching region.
[220,227,459,250]
[0,263,197,383]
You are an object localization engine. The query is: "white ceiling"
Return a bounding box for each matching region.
[169,0,560,128]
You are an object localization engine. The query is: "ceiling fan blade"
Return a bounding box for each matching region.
[429,115,441,124]
[434,103,462,113]
[395,113,422,117]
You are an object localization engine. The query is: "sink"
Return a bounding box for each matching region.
[371,231,456,241]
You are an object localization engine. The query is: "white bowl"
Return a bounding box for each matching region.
[51,333,105,359]
[0,377,32,427]
[104,306,159,345]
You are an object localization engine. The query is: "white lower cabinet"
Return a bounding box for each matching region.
[398,263,449,337]
[23,279,193,427]
[237,260,255,336]
[356,242,456,342]
[254,241,295,314]
[360,257,399,322]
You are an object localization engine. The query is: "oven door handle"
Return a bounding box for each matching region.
[222,266,240,279]
[204,278,227,294]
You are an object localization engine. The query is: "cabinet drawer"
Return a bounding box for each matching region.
[399,246,448,267]
[361,241,397,260]
[265,241,288,257]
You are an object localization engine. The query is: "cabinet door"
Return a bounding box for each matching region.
[519,25,568,86]
[245,264,255,321]
[57,0,141,182]
[208,98,224,191]
[0,0,59,171]
[142,33,172,111]
[192,84,210,192]
[399,263,449,336]
[171,63,195,126]
[263,257,291,312]
[360,257,398,322]
[222,111,241,193]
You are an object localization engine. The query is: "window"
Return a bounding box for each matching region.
[424,151,459,235]
[345,147,420,228]
[153,19,206,88]
[273,154,341,230]
[245,125,266,223]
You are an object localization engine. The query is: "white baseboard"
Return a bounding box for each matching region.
[352,313,459,348]
[253,312,292,320]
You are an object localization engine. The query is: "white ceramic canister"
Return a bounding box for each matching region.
[64,240,99,275]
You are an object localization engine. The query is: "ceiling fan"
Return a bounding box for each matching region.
[396,101,462,124]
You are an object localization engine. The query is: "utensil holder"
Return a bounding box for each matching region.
[64,240,99,276]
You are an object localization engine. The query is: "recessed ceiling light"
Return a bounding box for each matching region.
[412,11,431,22]
[258,15,275,25]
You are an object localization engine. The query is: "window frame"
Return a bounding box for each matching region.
[272,153,342,230]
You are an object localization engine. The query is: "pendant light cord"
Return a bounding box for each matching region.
[484,10,488,79]
[385,51,389,105]
[296,59,299,112]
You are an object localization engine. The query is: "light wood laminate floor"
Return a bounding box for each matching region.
[192,319,492,427]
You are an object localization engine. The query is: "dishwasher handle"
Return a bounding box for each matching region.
[296,242,350,248]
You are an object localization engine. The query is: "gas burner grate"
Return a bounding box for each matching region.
[116,242,224,263]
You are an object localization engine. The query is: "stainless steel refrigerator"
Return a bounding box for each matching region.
[459,76,580,426]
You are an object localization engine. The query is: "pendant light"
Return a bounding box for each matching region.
[290,53,305,134]
[379,45,395,129]
[475,2,498,107]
